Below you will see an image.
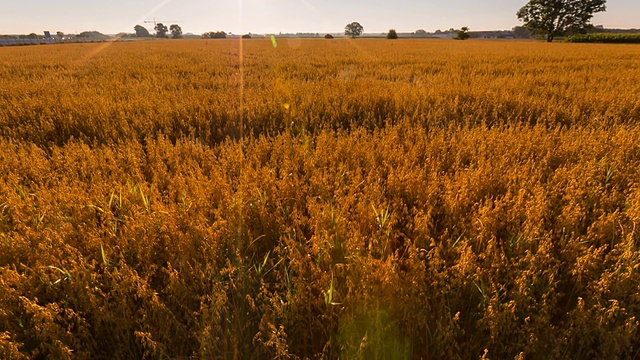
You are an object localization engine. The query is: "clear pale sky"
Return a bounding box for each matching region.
[1,0,638,35]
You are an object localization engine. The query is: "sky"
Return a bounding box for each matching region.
[1,0,638,35]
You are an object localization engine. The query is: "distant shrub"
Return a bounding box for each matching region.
[242,34,252,39]
[325,34,334,39]
[453,26,470,40]
[565,33,640,43]
[387,29,398,39]
[77,31,109,39]
[203,31,227,39]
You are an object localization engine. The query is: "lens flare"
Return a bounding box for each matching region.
[75,0,174,65]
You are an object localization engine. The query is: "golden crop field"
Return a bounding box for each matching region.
[1,39,640,359]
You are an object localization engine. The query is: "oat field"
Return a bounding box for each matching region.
[1,39,640,359]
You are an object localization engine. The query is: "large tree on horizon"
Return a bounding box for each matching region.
[170,24,183,39]
[517,0,606,42]
[344,22,364,38]
[155,23,169,38]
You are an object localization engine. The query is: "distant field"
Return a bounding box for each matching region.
[1,39,640,359]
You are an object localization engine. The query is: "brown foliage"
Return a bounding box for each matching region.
[1,39,640,358]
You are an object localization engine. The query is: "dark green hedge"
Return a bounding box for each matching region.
[565,33,640,43]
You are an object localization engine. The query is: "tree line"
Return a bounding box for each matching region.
[65,0,611,43]
[134,24,182,39]
[344,0,608,42]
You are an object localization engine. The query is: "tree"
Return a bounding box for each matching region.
[387,29,398,39]
[77,31,109,39]
[512,25,532,38]
[324,34,334,39]
[56,31,64,40]
[454,26,470,40]
[203,31,227,39]
[155,23,169,38]
[516,0,607,42]
[344,22,364,38]
[170,24,182,39]
[134,25,150,37]
[415,29,428,37]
